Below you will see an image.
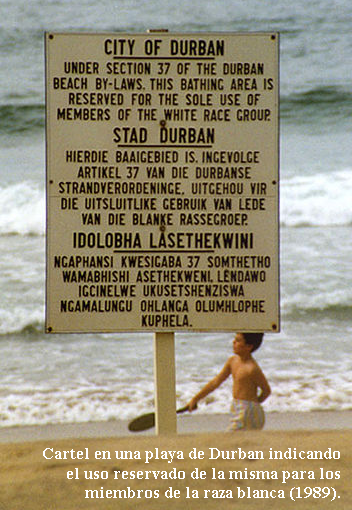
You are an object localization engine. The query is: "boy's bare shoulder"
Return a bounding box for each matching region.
[228,355,240,369]
[250,358,266,378]
[233,355,261,371]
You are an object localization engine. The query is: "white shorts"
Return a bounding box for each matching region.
[228,399,265,431]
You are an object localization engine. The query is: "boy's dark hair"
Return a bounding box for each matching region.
[243,332,264,352]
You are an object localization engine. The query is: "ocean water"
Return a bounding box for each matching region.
[0,0,351,427]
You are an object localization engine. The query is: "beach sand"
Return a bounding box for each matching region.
[0,412,351,509]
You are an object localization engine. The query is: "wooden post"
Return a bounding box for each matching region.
[153,332,177,435]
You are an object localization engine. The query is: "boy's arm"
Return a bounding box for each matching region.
[187,357,233,411]
[256,366,271,403]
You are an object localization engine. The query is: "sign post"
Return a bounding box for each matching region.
[45,32,280,434]
[154,332,177,434]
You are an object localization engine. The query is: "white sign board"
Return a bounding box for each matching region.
[45,32,279,333]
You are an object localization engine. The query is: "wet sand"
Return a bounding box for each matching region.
[0,412,351,509]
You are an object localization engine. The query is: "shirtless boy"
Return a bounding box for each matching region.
[187,332,271,430]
